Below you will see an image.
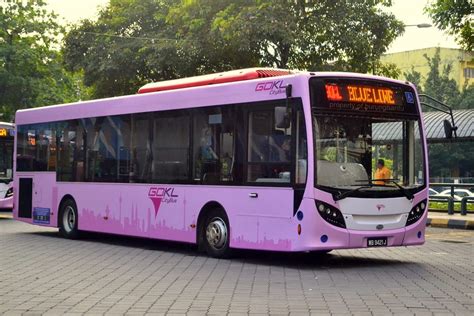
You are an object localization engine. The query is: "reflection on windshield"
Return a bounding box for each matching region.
[315,116,424,190]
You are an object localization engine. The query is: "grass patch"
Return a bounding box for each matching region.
[428,201,474,213]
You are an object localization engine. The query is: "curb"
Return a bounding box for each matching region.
[426,218,474,230]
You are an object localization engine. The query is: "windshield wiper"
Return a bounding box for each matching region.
[356,179,414,200]
[384,180,414,200]
[333,185,374,201]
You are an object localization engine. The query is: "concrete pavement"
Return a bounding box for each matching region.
[0,218,473,315]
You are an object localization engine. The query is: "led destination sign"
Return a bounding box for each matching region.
[0,128,9,137]
[325,83,400,106]
[310,78,418,116]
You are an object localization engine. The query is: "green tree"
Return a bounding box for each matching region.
[404,67,423,92]
[403,49,473,180]
[63,0,179,98]
[170,0,404,73]
[423,50,459,105]
[63,0,404,98]
[425,0,473,51]
[0,0,80,121]
[429,142,474,180]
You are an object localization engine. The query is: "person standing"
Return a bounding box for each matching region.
[374,159,391,184]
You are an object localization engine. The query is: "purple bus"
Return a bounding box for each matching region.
[13,69,428,257]
[0,122,14,210]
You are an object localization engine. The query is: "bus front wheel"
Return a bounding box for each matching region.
[59,199,79,239]
[202,208,231,258]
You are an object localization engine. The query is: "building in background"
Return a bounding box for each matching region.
[382,47,473,89]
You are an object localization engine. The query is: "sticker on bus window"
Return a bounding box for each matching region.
[33,207,50,224]
[405,92,415,104]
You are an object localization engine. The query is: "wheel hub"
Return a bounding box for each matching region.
[63,206,75,233]
[206,217,227,250]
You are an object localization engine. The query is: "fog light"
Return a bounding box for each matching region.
[320,235,328,243]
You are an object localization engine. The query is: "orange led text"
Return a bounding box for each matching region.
[347,86,395,105]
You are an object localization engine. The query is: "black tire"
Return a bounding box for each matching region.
[58,199,79,239]
[201,208,232,258]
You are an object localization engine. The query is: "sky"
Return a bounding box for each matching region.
[46,0,459,54]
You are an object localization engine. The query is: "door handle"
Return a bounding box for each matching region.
[249,193,258,198]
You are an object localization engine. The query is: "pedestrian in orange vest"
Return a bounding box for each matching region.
[374,159,391,185]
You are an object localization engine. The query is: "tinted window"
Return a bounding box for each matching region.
[193,107,236,184]
[83,115,131,182]
[153,113,190,182]
[57,120,86,181]
[130,114,152,183]
[295,108,307,185]
[247,106,292,183]
[17,123,56,172]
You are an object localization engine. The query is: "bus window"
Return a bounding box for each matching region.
[247,107,292,183]
[17,123,56,172]
[84,116,131,182]
[296,109,307,185]
[193,107,235,184]
[58,120,82,181]
[153,113,190,183]
[130,114,152,183]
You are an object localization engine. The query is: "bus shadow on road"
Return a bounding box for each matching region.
[30,230,412,269]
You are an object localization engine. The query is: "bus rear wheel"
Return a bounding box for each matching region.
[202,209,231,258]
[59,199,79,239]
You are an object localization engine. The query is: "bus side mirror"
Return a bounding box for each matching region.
[275,106,290,129]
[443,119,457,139]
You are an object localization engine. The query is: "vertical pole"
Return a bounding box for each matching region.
[448,197,454,215]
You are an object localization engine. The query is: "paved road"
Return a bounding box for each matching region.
[0,217,473,315]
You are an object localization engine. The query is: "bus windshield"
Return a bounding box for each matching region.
[314,115,424,189]
[310,78,425,197]
[0,133,13,181]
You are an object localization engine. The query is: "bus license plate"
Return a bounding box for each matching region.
[367,237,387,247]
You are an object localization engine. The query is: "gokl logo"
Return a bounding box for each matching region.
[255,80,286,95]
[376,204,385,211]
[148,187,178,216]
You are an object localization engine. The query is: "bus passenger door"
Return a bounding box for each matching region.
[230,103,306,251]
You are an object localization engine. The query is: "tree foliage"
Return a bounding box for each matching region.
[425,0,473,51]
[402,48,473,180]
[63,0,404,98]
[0,0,80,121]
[429,142,474,180]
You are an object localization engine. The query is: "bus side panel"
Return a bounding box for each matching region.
[56,183,297,250]
[197,187,295,251]
[14,172,58,227]
[57,183,193,243]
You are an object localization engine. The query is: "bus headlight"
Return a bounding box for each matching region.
[315,200,346,228]
[5,187,13,198]
[406,199,427,226]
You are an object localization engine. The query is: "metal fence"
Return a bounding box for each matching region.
[430,183,474,215]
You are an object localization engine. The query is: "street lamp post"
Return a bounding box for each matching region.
[404,23,432,28]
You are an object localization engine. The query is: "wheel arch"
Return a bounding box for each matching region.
[196,201,227,248]
[57,194,76,228]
